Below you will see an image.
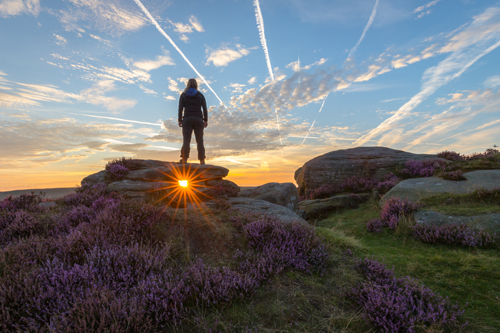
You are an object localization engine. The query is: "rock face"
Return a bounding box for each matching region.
[415,211,500,233]
[294,147,441,195]
[238,182,299,212]
[298,194,369,219]
[227,197,307,224]
[380,170,500,205]
[81,160,234,201]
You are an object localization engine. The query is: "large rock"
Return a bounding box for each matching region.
[298,194,369,219]
[381,170,500,205]
[81,160,231,201]
[295,147,441,195]
[238,182,299,211]
[415,211,500,233]
[228,197,307,224]
[81,170,107,185]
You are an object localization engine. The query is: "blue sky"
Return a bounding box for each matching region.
[1,0,500,190]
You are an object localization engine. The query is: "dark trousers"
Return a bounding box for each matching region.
[181,117,205,160]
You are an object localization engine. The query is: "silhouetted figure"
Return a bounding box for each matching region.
[178,78,208,164]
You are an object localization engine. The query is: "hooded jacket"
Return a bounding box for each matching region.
[178,88,208,122]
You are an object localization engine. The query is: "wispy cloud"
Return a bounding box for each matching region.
[347,0,379,61]
[484,75,500,88]
[80,80,136,113]
[133,53,175,71]
[254,0,274,81]
[0,0,40,17]
[53,34,67,46]
[167,15,204,41]
[205,44,252,67]
[0,115,133,169]
[59,0,146,36]
[413,0,441,17]
[355,5,500,146]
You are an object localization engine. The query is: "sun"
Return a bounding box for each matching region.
[178,180,188,188]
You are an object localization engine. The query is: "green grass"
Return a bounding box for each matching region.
[165,198,500,332]
[316,201,500,332]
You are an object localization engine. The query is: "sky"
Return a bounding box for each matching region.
[1,0,500,191]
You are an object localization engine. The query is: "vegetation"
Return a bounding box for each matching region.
[316,201,500,332]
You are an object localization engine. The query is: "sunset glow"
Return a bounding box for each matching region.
[178,180,188,188]
[0,1,499,191]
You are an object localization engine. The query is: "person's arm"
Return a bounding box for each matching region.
[201,94,208,125]
[178,93,184,127]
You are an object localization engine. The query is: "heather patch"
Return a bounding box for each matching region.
[306,173,401,200]
[0,191,45,213]
[412,224,498,249]
[349,258,467,333]
[399,159,448,179]
[367,197,422,232]
[0,184,328,331]
[104,157,143,182]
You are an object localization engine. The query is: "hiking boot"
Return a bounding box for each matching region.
[199,159,205,165]
[179,158,187,164]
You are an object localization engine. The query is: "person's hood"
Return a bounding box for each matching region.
[185,88,198,97]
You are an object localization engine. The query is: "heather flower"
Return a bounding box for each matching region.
[0,210,41,244]
[349,258,467,333]
[62,182,107,207]
[367,198,422,232]
[107,163,130,180]
[399,159,448,178]
[380,198,421,229]
[437,150,463,161]
[442,169,466,181]
[307,174,401,200]
[0,191,45,213]
[412,223,497,248]
[366,219,385,233]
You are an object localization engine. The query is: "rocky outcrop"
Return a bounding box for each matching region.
[298,194,369,219]
[81,160,234,201]
[380,170,500,205]
[415,211,500,233]
[294,147,441,195]
[238,182,299,211]
[227,197,307,224]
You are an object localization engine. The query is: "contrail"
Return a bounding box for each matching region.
[254,0,274,81]
[347,0,379,61]
[133,0,231,114]
[69,112,162,126]
[301,94,328,145]
[253,0,282,145]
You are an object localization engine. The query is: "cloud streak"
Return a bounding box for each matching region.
[347,0,379,61]
[355,5,500,146]
[132,0,228,111]
[254,0,274,81]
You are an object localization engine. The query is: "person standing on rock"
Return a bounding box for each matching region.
[178,78,208,164]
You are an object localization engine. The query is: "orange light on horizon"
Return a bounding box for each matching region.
[178,180,188,188]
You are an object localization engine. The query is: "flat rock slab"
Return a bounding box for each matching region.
[81,160,231,202]
[238,182,299,212]
[416,210,500,233]
[228,197,307,224]
[299,194,367,219]
[295,146,441,195]
[381,170,500,205]
[81,160,229,185]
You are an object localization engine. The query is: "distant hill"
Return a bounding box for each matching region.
[0,187,75,200]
